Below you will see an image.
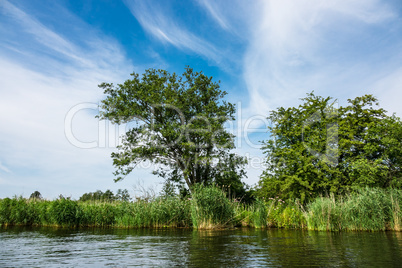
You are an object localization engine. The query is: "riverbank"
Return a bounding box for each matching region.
[1,187,401,231]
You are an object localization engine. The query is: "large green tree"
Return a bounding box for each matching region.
[98,67,247,195]
[258,93,402,202]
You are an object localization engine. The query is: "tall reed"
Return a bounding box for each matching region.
[113,197,191,228]
[305,194,342,231]
[249,199,268,228]
[190,184,235,229]
[306,188,402,231]
[390,189,402,231]
[341,188,391,231]
[0,197,191,228]
[2,187,402,231]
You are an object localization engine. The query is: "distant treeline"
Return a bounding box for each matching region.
[26,189,132,203]
[79,189,131,202]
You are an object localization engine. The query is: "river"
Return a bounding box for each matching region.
[1,226,401,267]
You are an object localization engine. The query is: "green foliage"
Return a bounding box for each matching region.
[49,198,79,226]
[389,189,402,231]
[341,188,391,231]
[265,199,286,227]
[305,188,402,231]
[79,190,107,202]
[258,92,402,203]
[249,199,268,228]
[98,67,247,194]
[0,198,12,224]
[0,196,191,228]
[79,189,130,202]
[234,198,305,229]
[262,198,304,228]
[191,184,235,229]
[0,197,29,225]
[1,188,402,231]
[277,203,306,229]
[305,195,343,231]
[29,191,42,200]
[160,181,177,199]
[0,197,51,226]
[209,153,249,199]
[116,189,131,202]
[365,115,402,188]
[75,202,115,227]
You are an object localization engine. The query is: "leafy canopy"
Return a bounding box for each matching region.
[258,92,402,203]
[98,67,247,195]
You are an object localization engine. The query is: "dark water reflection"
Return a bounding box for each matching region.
[1,226,401,267]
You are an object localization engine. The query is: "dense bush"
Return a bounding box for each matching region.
[258,93,402,203]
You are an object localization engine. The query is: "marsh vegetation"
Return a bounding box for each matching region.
[1,186,402,231]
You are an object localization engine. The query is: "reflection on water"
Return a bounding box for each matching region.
[1,226,402,267]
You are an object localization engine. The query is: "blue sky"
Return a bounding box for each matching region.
[0,0,401,199]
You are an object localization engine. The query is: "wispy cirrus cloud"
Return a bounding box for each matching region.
[0,0,131,78]
[194,0,258,38]
[0,162,11,173]
[1,0,85,66]
[123,0,223,65]
[195,0,231,31]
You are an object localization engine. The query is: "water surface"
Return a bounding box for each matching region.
[1,227,401,267]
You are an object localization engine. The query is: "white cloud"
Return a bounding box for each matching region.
[1,0,400,196]
[0,1,142,198]
[243,0,400,120]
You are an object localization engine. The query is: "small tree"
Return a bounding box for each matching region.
[160,180,177,198]
[79,192,92,202]
[79,190,117,202]
[116,189,131,202]
[29,191,42,200]
[98,67,247,194]
[102,189,115,202]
